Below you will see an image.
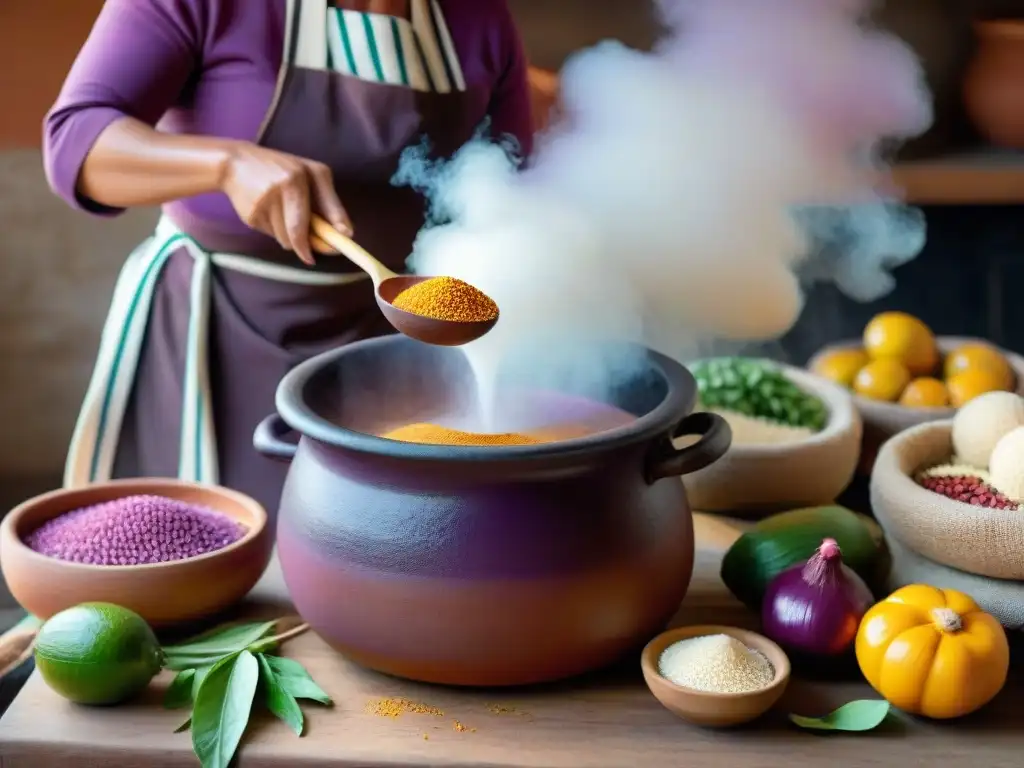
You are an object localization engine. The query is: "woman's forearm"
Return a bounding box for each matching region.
[77,117,239,209]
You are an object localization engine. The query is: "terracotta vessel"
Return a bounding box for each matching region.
[254,336,730,686]
[641,626,790,727]
[0,479,272,627]
[964,20,1024,149]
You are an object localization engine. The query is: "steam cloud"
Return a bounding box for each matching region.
[393,0,932,418]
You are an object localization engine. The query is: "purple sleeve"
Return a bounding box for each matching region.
[486,3,533,158]
[43,0,205,215]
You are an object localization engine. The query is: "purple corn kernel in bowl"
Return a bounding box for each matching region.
[24,494,247,566]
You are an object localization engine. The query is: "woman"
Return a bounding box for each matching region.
[45,0,533,511]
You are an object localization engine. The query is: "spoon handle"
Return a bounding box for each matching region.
[309,214,397,285]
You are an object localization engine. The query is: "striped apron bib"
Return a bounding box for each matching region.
[63,0,490,512]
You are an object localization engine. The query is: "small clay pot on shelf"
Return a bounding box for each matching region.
[963,20,1024,149]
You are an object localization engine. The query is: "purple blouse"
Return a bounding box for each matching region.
[43,0,532,230]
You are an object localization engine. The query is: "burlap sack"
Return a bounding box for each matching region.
[886,533,1024,631]
[810,337,1024,472]
[683,365,862,517]
[871,420,1024,581]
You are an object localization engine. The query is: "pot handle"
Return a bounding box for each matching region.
[253,414,298,462]
[644,411,732,484]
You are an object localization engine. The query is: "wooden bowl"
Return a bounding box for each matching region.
[871,420,1024,581]
[809,337,1024,472]
[683,364,862,517]
[0,479,272,627]
[641,626,791,727]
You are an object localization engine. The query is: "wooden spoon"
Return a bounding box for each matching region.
[310,214,497,347]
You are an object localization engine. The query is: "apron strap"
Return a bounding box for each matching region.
[294,0,329,70]
[63,227,195,488]
[64,217,368,490]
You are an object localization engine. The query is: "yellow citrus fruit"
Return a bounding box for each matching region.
[853,358,912,402]
[943,343,1014,390]
[862,311,939,376]
[811,348,870,389]
[947,369,1011,408]
[898,377,950,408]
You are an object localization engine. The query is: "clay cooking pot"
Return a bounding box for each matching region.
[963,20,1024,149]
[253,335,730,687]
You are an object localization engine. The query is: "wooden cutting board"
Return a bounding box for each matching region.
[0,514,1021,768]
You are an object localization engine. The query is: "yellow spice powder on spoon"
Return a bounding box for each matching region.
[391,276,499,323]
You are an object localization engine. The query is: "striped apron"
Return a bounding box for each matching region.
[63,0,491,513]
[63,219,368,490]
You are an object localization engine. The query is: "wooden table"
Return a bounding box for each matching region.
[1,514,1022,767]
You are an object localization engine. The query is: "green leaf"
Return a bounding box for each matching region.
[191,651,259,768]
[258,654,304,737]
[163,654,226,672]
[175,718,192,733]
[246,637,279,655]
[789,700,891,732]
[263,655,332,705]
[164,669,196,710]
[192,666,212,701]
[163,620,277,659]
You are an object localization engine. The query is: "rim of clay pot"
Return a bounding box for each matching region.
[974,19,1024,40]
[0,478,267,573]
[275,335,697,461]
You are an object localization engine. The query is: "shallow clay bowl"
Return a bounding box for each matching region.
[809,336,1024,471]
[641,625,791,728]
[376,275,498,347]
[0,479,272,627]
[683,363,862,517]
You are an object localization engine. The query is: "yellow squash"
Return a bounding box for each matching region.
[855,585,1009,719]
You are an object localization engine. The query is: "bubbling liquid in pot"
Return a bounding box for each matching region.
[378,389,637,446]
[381,423,542,446]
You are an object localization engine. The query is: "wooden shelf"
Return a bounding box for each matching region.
[894,148,1024,205]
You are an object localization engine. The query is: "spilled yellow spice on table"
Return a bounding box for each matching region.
[364,698,489,736]
[486,703,530,717]
[364,697,444,718]
[392,276,499,323]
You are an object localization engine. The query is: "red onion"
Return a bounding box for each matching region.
[761,538,874,656]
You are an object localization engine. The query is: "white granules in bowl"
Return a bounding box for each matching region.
[709,409,816,446]
[658,634,775,694]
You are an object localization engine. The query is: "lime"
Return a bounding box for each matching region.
[35,603,163,705]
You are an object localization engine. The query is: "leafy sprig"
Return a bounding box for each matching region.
[161,618,332,768]
[789,699,891,732]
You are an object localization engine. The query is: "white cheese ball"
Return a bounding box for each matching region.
[989,426,1024,502]
[951,391,1024,470]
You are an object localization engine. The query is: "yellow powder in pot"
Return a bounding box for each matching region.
[382,423,541,447]
[392,276,499,323]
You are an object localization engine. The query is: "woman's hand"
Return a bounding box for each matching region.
[220,143,351,265]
